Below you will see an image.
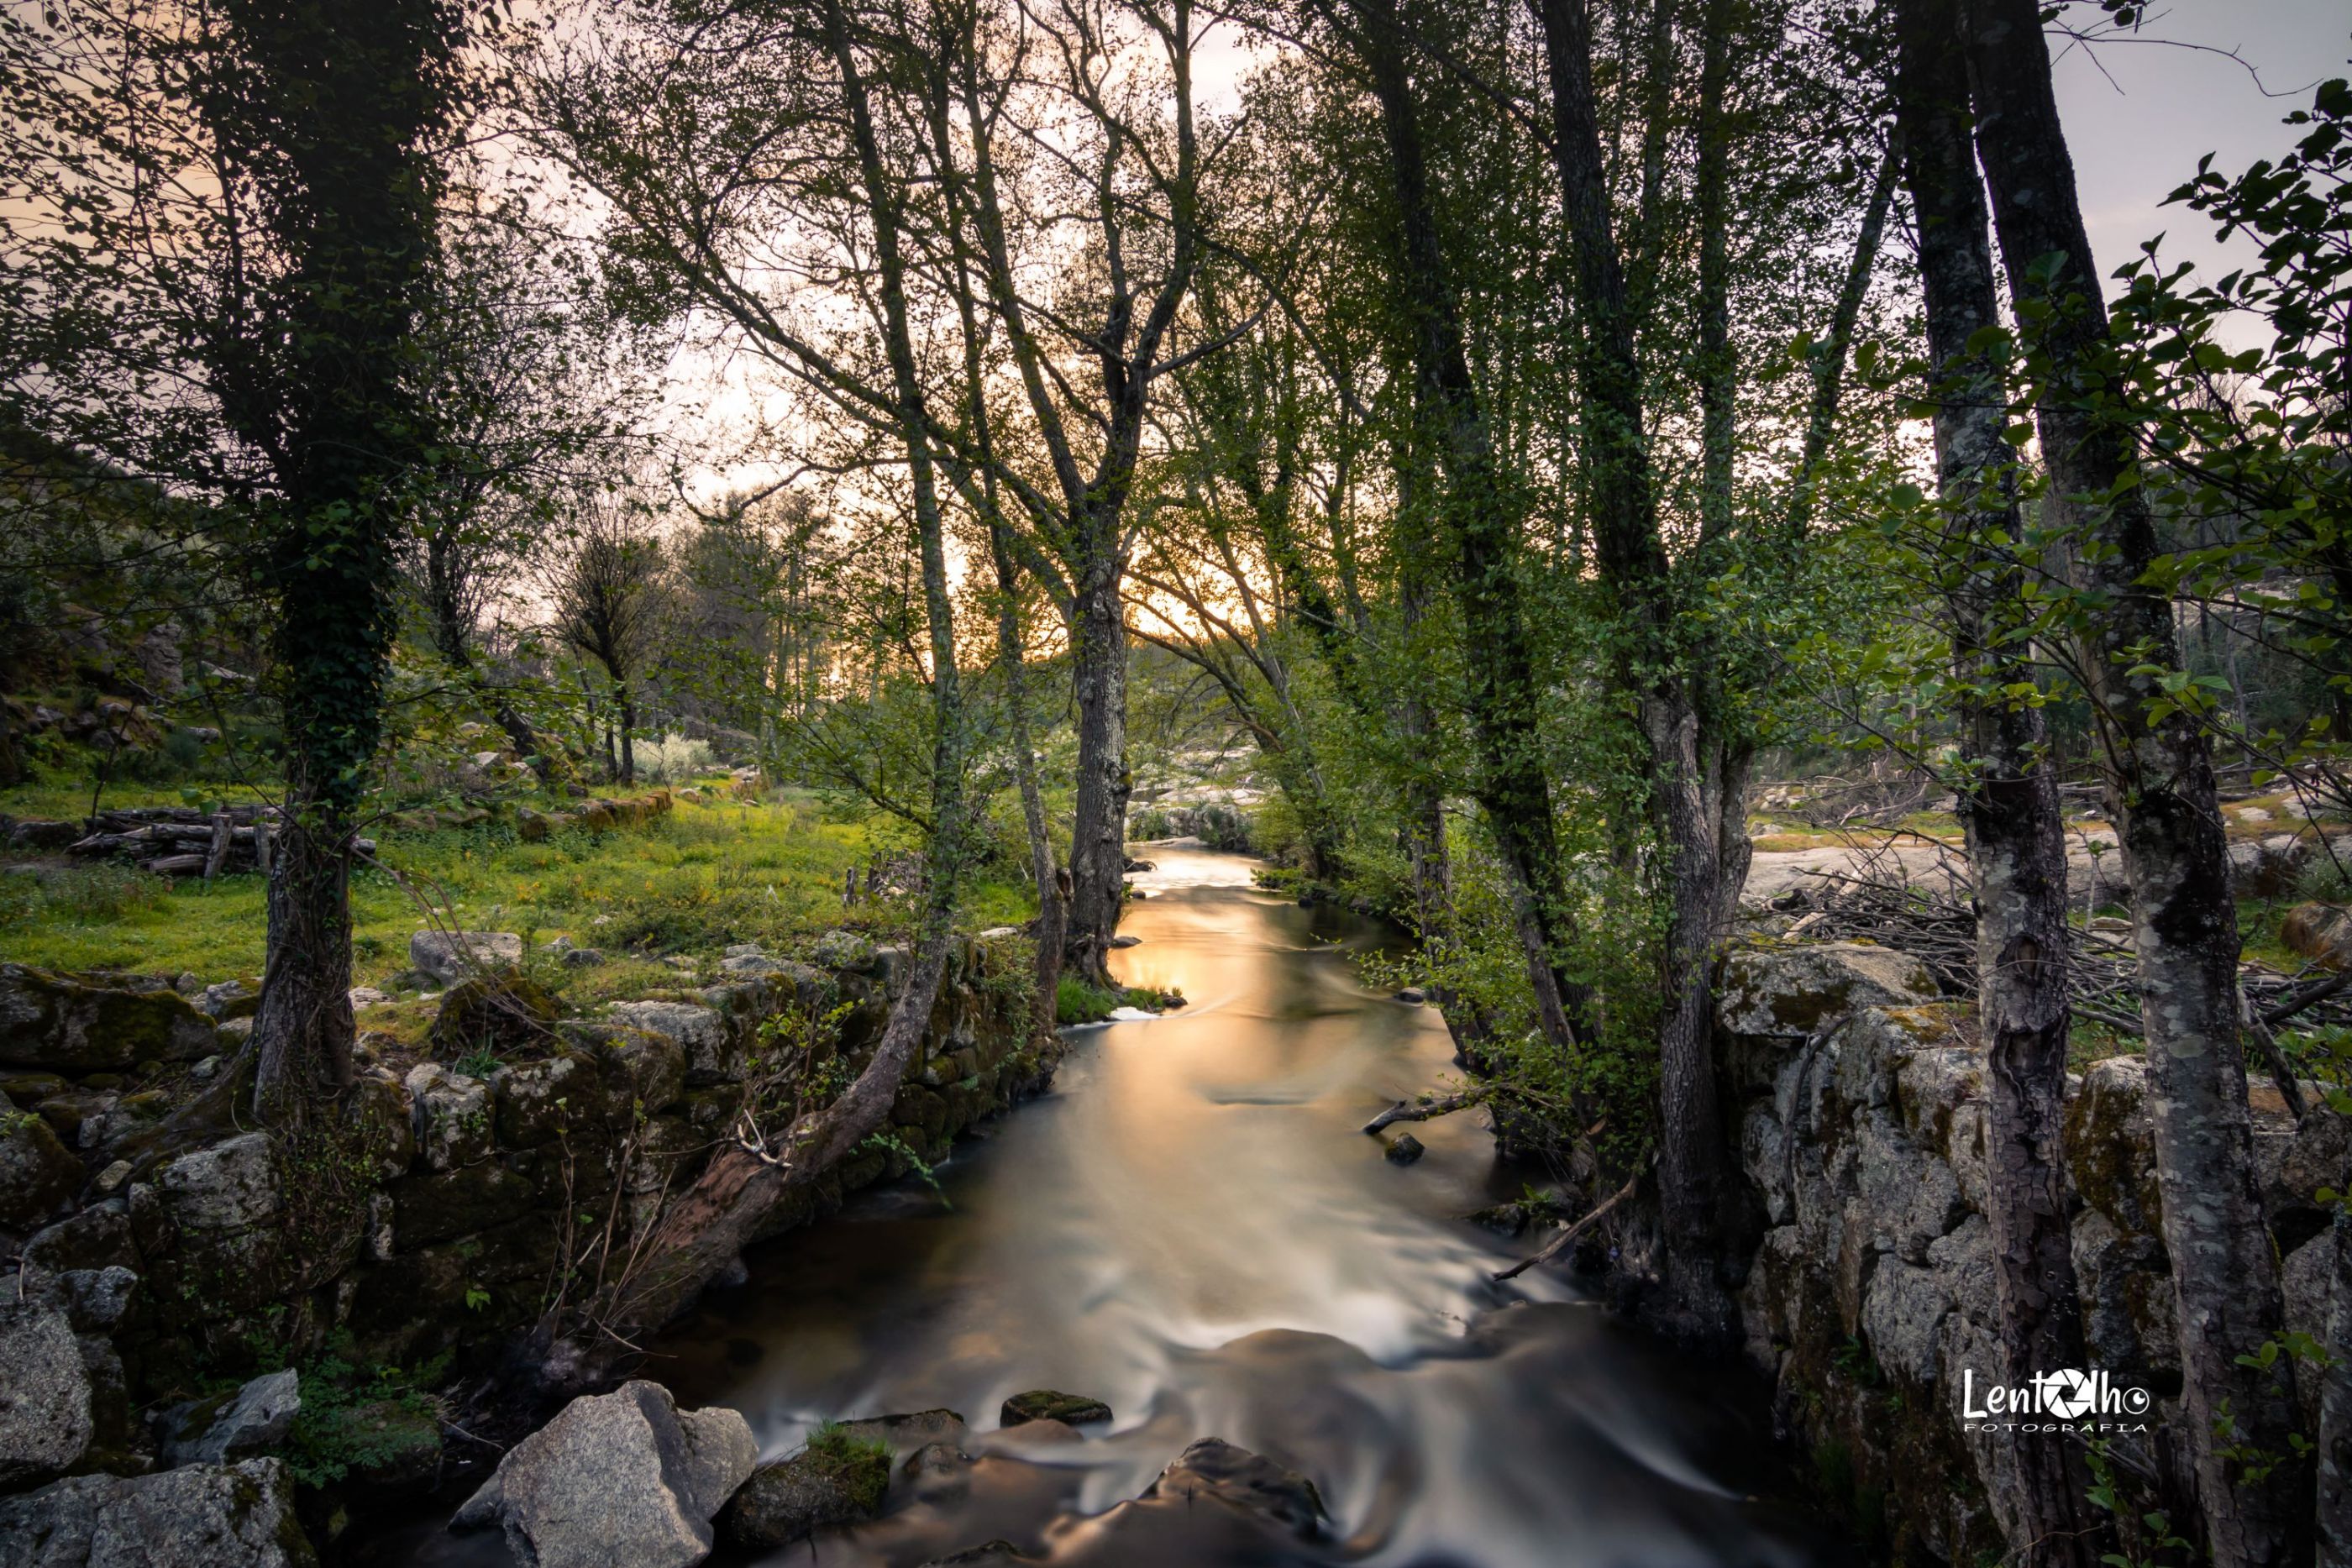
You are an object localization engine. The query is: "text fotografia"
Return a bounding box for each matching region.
[1961,1368,2153,1434]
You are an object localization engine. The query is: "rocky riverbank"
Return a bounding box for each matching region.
[0,924,1053,1564]
[1597,940,2348,1563]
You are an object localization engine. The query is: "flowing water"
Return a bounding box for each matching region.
[391,844,1852,1567]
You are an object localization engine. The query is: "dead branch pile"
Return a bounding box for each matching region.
[1767,837,2352,1040]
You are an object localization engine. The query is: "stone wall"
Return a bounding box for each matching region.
[1712,941,2345,1562]
[0,931,1044,1502]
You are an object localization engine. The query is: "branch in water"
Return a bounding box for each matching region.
[1362,1089,1485,1134]
[1492,1174,1640,1282]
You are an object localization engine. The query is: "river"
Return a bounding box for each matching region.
[392,843,1851,1566]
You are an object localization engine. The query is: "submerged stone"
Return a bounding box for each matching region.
[999,1390,1110,1428]
[1142,1436,1324,1539]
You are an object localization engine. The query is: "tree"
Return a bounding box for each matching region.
[545,499,664,784]
[409,191,651,780]
[195,0,473,1124]
[1890,1,2099,1558]
[1529,0,1733,1329]
[1960,2,2306,1560]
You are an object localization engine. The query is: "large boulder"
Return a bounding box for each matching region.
[428,972,561,1060]
[451,1381,753,1568]
[0,1456,314,1567]
[404,1064,492,1172]
[2063,1057,2162,1237]
[0,966,217,1073]
[2281,902,2352,970]
[0,1298,93,1487]
[1140,1438,1325,1539]
[490,1051,605,1148]
[407,931,524,988]
[720,1426,891,1550]
[1715,943,1941,1039]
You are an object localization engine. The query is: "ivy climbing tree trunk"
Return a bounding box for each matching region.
[198,0,467,1126]
[1959,3,2306,1561]
[1893,3,2102,1560]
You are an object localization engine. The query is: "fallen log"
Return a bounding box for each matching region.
[1362,1090,1485,1134]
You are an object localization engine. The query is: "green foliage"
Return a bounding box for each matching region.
[2086,1438,2194,1568]
[1354,822,1665,1178]
[280,1347,449,1489]
[858,1129,946,1199]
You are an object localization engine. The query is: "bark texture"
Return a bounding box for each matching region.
[1893,3,2101,1557]
[1961,3,2305,1560]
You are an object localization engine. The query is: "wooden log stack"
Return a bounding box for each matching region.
[66,805,375,878]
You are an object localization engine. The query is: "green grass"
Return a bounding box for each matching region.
[0,784,1033,1016]
[801,1420,891,1513]
[1054,974,1173,1025]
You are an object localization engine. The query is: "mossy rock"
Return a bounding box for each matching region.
[0,1098,83,1228]
[0,963,218,1072]
[428,970,563,1062]
[722,1425,891,1548]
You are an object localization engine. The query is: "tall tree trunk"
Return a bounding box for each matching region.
[1532,0,1729,1334]
[1063,553,1130,986]
[1961,3,2305,1560]
[990,524,1063,1041]
[249,776,359,1124]
[1783,149,1899,537]
[1893,4,2103,1559]
[616,683,637,784]
[204,0,463,1125]
[1347,0,1592,1056]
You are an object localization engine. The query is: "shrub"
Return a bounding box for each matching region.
[636,733,719,784]
[1192,800,1255,853]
